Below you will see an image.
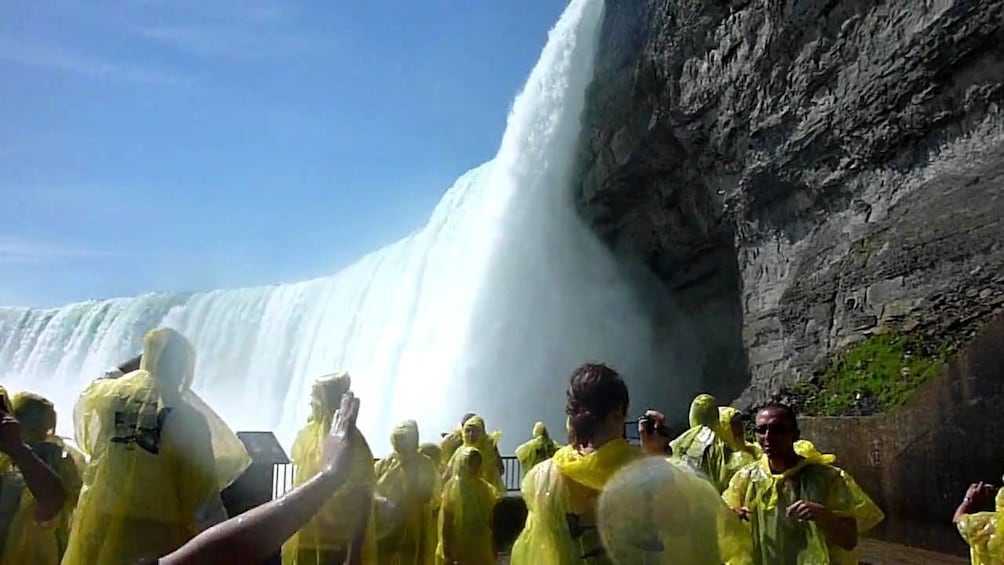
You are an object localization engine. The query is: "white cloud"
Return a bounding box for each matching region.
[0,236,120,265]
[0,39,195,86]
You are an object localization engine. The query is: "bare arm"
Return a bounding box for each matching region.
[162,463,351,565]
[0,409,66,522]
[159,393,361,565]
[954,482,994,524]
[9,442,67,521]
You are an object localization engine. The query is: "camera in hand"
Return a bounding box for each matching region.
[640,415,670,438]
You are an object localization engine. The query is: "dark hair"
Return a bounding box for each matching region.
[757,402,799,431]
[460,412,477,425]
[566,362,629,447]
[119,355,142,374]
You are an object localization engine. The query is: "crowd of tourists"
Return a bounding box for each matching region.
[0,326,1000,564]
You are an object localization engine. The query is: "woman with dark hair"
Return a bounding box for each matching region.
[510,362,664,564]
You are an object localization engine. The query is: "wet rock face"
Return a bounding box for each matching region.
[578,0,1004,406]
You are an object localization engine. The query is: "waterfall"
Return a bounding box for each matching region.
[0,0,677,453]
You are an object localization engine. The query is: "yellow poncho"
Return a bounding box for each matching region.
[670,394,732,492]
[511,438,641,565]
[374,420,438,565]
[417,442,444,565]
[62,328,250,565]
[957,488,1004,565]
[283,372,377,565]
[445,416,504,494]
[0,392,83,565]
[722,445,864,564]
[514,422,561,480]
[437,447,496,565]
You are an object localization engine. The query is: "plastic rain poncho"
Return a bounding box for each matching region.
[722,445,861,564]
[417,443,444,565]
[437,447,496,565]
[670,394,732,492]
[511,438,641,565]
[374,420,438,565]
[957,488,1004,565]
[0,393,84,565]
[515,422,561,480]
[793,441,884,531]
[283,372,377,565]
[598,457,751,564]
[62,328,250,565]
[445,416,504,494]
[718,407,758,487]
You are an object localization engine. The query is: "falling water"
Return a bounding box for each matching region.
[0,0,677,453]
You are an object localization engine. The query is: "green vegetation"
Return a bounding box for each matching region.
[788,333,949,416]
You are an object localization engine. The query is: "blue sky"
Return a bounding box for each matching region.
[0,0,568,307]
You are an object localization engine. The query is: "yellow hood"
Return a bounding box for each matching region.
[689,394,718,429]
[418,442,442,465]
[391,419,420,455]
[552,439,640,492]
[310,371,352,421]
[532,421,548,439]
[140,327,196,395]
[793,440,837,465]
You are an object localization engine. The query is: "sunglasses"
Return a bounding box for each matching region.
[754,423,792,435]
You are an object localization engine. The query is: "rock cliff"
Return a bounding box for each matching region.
[578,0,1004,409]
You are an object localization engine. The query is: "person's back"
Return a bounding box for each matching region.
[66,376,217,564]
[63,328,223,565]
[511,363,642,565]
[515,422,561,480]
[669,394,732,492]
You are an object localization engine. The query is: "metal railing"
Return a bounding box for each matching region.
[272,456,524,499]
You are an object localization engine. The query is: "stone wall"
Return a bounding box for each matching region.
[800,311,1004,555]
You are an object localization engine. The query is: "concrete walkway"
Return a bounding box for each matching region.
[859,539,967,564]
[498,539,968,564]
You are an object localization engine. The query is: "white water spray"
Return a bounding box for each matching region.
[0,0,674,453]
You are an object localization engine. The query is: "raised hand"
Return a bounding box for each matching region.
[321,391,360,480]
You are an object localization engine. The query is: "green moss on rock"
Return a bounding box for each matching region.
[786,333,948,416]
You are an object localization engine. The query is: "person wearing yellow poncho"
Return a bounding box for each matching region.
[0,392,83,565]
[283,372,377,565]
[722,403,862,564]
[437,446,496,565]
[63,327,251,565]
[515,421,561,480]
[439,413,476,469]
[718,406,759,487]
[444,416,504,494]
[669,394,736,492]
[374,420,438,565]
[512,362,651,565]
[418,442,444,565]
[789,440,884,564]
[954,478,1004,564]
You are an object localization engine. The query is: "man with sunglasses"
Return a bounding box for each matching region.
[722,403,858,563]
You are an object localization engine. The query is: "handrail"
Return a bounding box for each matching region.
[272,456,525,499]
